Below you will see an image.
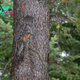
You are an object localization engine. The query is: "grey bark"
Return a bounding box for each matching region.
[11,0,50,80]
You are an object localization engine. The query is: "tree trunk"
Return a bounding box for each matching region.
[11,0,50,80]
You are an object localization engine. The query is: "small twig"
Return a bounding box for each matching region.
[0,62,6,65]
[1,56,15,80]
[0,68,9,72]
[1,57,14,77]
[2,60,11,75]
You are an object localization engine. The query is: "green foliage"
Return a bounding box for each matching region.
[49,0,80,80]
[0,0,13,79]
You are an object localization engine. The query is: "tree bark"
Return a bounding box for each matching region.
[11,0,50,80]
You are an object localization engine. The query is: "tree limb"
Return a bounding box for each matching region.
[50,15,73,23]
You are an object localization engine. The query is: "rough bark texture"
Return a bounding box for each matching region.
[11,0,50,80]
